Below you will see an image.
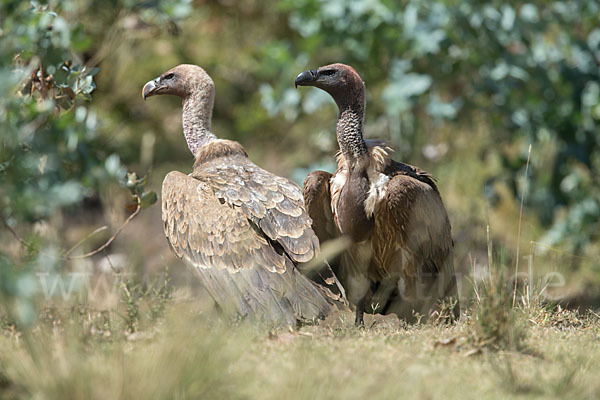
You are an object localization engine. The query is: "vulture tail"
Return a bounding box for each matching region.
[194,261,345,326]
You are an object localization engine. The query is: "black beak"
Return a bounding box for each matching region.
[142,78,161,100]
[295,69,318,88]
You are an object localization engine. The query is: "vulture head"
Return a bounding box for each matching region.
[295,63,365,109]
[142,64,215,101]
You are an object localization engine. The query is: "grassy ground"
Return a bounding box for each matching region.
[2,110,598,399]
[2,272,600,400]
[2,120,599,399]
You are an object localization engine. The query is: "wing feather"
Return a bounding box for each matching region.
[378,172,458,308]
[162,156,346,323]
[302,170,338,242]
[162,170,288,273]
[192,159,319,264]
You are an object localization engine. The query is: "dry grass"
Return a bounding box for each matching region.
[1,118,598,399]
[1,272,600,400]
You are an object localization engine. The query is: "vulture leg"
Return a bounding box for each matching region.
[370,279,397,314]
[355,297,367,327]
[354,282,377,327]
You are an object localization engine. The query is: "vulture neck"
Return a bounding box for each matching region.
[335,96,369,168]
[182,91,216,157]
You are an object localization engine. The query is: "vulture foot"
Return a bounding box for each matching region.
[354,299,365,327]
[354,282,377,327]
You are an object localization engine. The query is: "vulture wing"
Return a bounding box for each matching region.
[302,170,338,242]
[385,160,439,191]
[163,164,340,324]
[162,170,290,273]
[376,169,459,318]
[190,158,320,264]
[302,170,349,301]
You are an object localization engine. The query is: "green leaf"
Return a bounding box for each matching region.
[140,191,157,209]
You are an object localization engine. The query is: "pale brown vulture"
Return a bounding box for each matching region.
[142,64,343,326]
[295,63,459,325]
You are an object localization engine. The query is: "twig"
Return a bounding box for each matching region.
[513,144,532,308]
[0,215,35,251]
[529,241,594,261]
[63,225,109,257]
[66,201,140,260]
[323,260,348,305]
[87,10,128,68]
[103,252,120,274]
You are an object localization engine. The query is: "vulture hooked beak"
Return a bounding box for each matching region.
[142,78,161,100]
[294,69,318,88]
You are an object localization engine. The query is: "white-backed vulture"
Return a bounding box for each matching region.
[142,64,344,326]
[295,63,459,325]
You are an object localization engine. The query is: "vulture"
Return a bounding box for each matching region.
[142,64,343,326]
[295,63,460,325]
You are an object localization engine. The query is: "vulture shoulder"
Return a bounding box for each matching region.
[302,170,337,242]
[385,160,439,193]
[162,140,319,273]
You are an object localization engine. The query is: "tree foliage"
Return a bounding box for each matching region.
[0,0,190,324]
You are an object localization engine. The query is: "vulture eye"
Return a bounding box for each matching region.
[163,73,175,80]
[320,70,336,76]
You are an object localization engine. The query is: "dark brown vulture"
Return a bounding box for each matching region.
[142,64,343,326]
[295,63,459,325]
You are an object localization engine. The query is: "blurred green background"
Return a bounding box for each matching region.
[1,0,599,323]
